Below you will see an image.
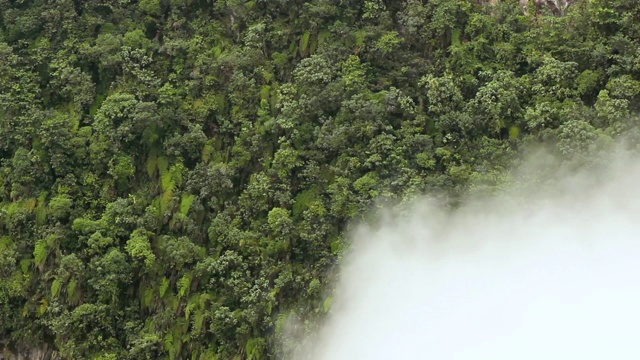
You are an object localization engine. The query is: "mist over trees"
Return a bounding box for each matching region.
[1,0,639,358]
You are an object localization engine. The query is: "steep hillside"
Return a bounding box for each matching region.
[1,0,639,358]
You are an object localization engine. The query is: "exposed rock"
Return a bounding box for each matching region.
[479,0,577,16]
[520,0,576,15]
[0,345,60,360]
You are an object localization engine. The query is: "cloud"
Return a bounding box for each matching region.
[305,149,640,360]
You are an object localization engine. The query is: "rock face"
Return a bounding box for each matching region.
[480,0,577,15]
[0,346,60,360]
[520,0,576,15]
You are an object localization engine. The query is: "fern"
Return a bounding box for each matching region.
[163,332,174,359]
[25,198,37,209]
[69,110,80,131]
[176,317,189,336]
[143,287,155,309]
[20,258,31,274]
[5,201,19,217]
[164,321,182,359]
[322,296,332,313]
[161,190,173,214]
[354,28,368,47]
[33,240,48,268]
[177,273,192,299]
[167,293,179,312]
[51,278,62,299]
[45,233,59,248]
[37,298,48,316]
[143,124,161,147]
[179,194,195,216]
[299,31,311,56]
[36,206,47,225]
[151,196,163,220]
[159,276,170,298]
[245,338,266,360]
[161,170,175,193]
[262,68,274,83]
[36,191,48,225]
[212,44,223,59]
[161,163,188,214]
[193,310,206,333]
[169,338,181,360]
[266,290,277,315]
[144,318,157,332]
[67,279,78,303]
[170,163,185,188]
[198,292,214,308]
[260,85,271,101]
[160,172,176,214]
[184,301,195,321]
[199,348,218,360]
[330,235,343,254]
[157,156,169,176]
[292,186,319,218]
[93,352,118,360]
[288,40,298,57]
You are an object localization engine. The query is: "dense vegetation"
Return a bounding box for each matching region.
[1,0,640,358]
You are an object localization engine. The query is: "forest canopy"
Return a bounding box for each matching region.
[1,0,640,359]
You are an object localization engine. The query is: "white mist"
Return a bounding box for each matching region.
[307,154,640,360]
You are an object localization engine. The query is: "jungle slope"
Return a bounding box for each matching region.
[1,0,640,359]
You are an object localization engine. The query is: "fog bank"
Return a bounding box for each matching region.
[308,152,640,359]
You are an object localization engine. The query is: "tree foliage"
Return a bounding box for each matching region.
[1,0,639,358]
